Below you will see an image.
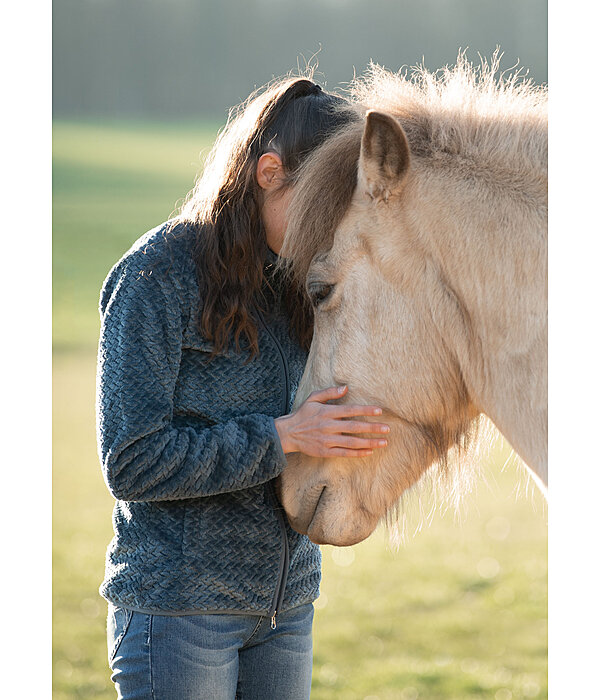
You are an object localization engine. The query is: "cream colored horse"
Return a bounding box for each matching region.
[279,57,547,546]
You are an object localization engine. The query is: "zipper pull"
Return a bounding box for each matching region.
[270,611,277,630]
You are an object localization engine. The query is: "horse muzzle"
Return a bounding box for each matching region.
[278,459,378,546]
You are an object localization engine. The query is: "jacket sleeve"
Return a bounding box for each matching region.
[96,257,287,503]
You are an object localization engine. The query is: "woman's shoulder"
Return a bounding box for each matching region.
[116,220,197,277]
[100,220,199,313]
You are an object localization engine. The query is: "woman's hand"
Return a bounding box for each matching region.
[274,385,390,458]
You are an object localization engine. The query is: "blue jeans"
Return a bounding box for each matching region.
[107,602,314,699]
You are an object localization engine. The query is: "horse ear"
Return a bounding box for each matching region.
[357,110,410,201]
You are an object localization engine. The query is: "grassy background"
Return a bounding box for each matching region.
[53,122,547,699]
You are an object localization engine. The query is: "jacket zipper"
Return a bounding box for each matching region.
[267,481,290,629]
[256,307,291,629]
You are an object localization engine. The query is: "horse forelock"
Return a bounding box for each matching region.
[281,121,364,285]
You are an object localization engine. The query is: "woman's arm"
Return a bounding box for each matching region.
[96,258,288,503]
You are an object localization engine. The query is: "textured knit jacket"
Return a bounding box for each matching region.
[96,221,321,617]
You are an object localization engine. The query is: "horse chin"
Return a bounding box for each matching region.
[305,487,379,547]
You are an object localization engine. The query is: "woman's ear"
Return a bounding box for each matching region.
[256,152,284,190]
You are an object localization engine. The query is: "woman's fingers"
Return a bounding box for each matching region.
[327,404,384,418]
[307,385,348,403]
[329,436,388,450]
[306,386,385,418]
[326,420,390,435]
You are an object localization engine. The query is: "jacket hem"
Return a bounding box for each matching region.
[101,591,318,618]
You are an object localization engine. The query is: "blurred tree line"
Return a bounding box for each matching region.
[53,0,547,120]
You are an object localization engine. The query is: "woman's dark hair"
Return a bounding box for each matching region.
[176,76,356,357]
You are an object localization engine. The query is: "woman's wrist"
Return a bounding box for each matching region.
[274,415,296,454]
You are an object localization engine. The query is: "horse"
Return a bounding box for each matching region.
[278,55,547,547]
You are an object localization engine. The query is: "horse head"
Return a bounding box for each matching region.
[279,64,547,546]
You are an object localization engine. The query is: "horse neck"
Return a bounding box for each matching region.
[413,154,547,481]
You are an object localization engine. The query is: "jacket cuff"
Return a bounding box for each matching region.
[269,416,288,472]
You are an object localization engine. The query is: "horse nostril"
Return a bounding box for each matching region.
[313,485,326,514]
[286,484,326,536]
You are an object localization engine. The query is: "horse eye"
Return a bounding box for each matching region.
[309,283,335,307]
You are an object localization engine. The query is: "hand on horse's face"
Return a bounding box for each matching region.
[274,384,390,458]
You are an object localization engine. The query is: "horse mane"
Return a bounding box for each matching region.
[282,51,548,285]
[281,121,363,284]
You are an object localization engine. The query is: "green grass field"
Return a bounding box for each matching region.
[53,122,547,699]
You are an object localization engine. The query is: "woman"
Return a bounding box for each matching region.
[97,76,390,699]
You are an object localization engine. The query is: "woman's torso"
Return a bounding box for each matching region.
[97,221,321,616]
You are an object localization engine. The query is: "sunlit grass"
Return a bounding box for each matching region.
[53,121,547,699]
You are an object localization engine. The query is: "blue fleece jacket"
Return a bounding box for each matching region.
[96,221,321,617]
